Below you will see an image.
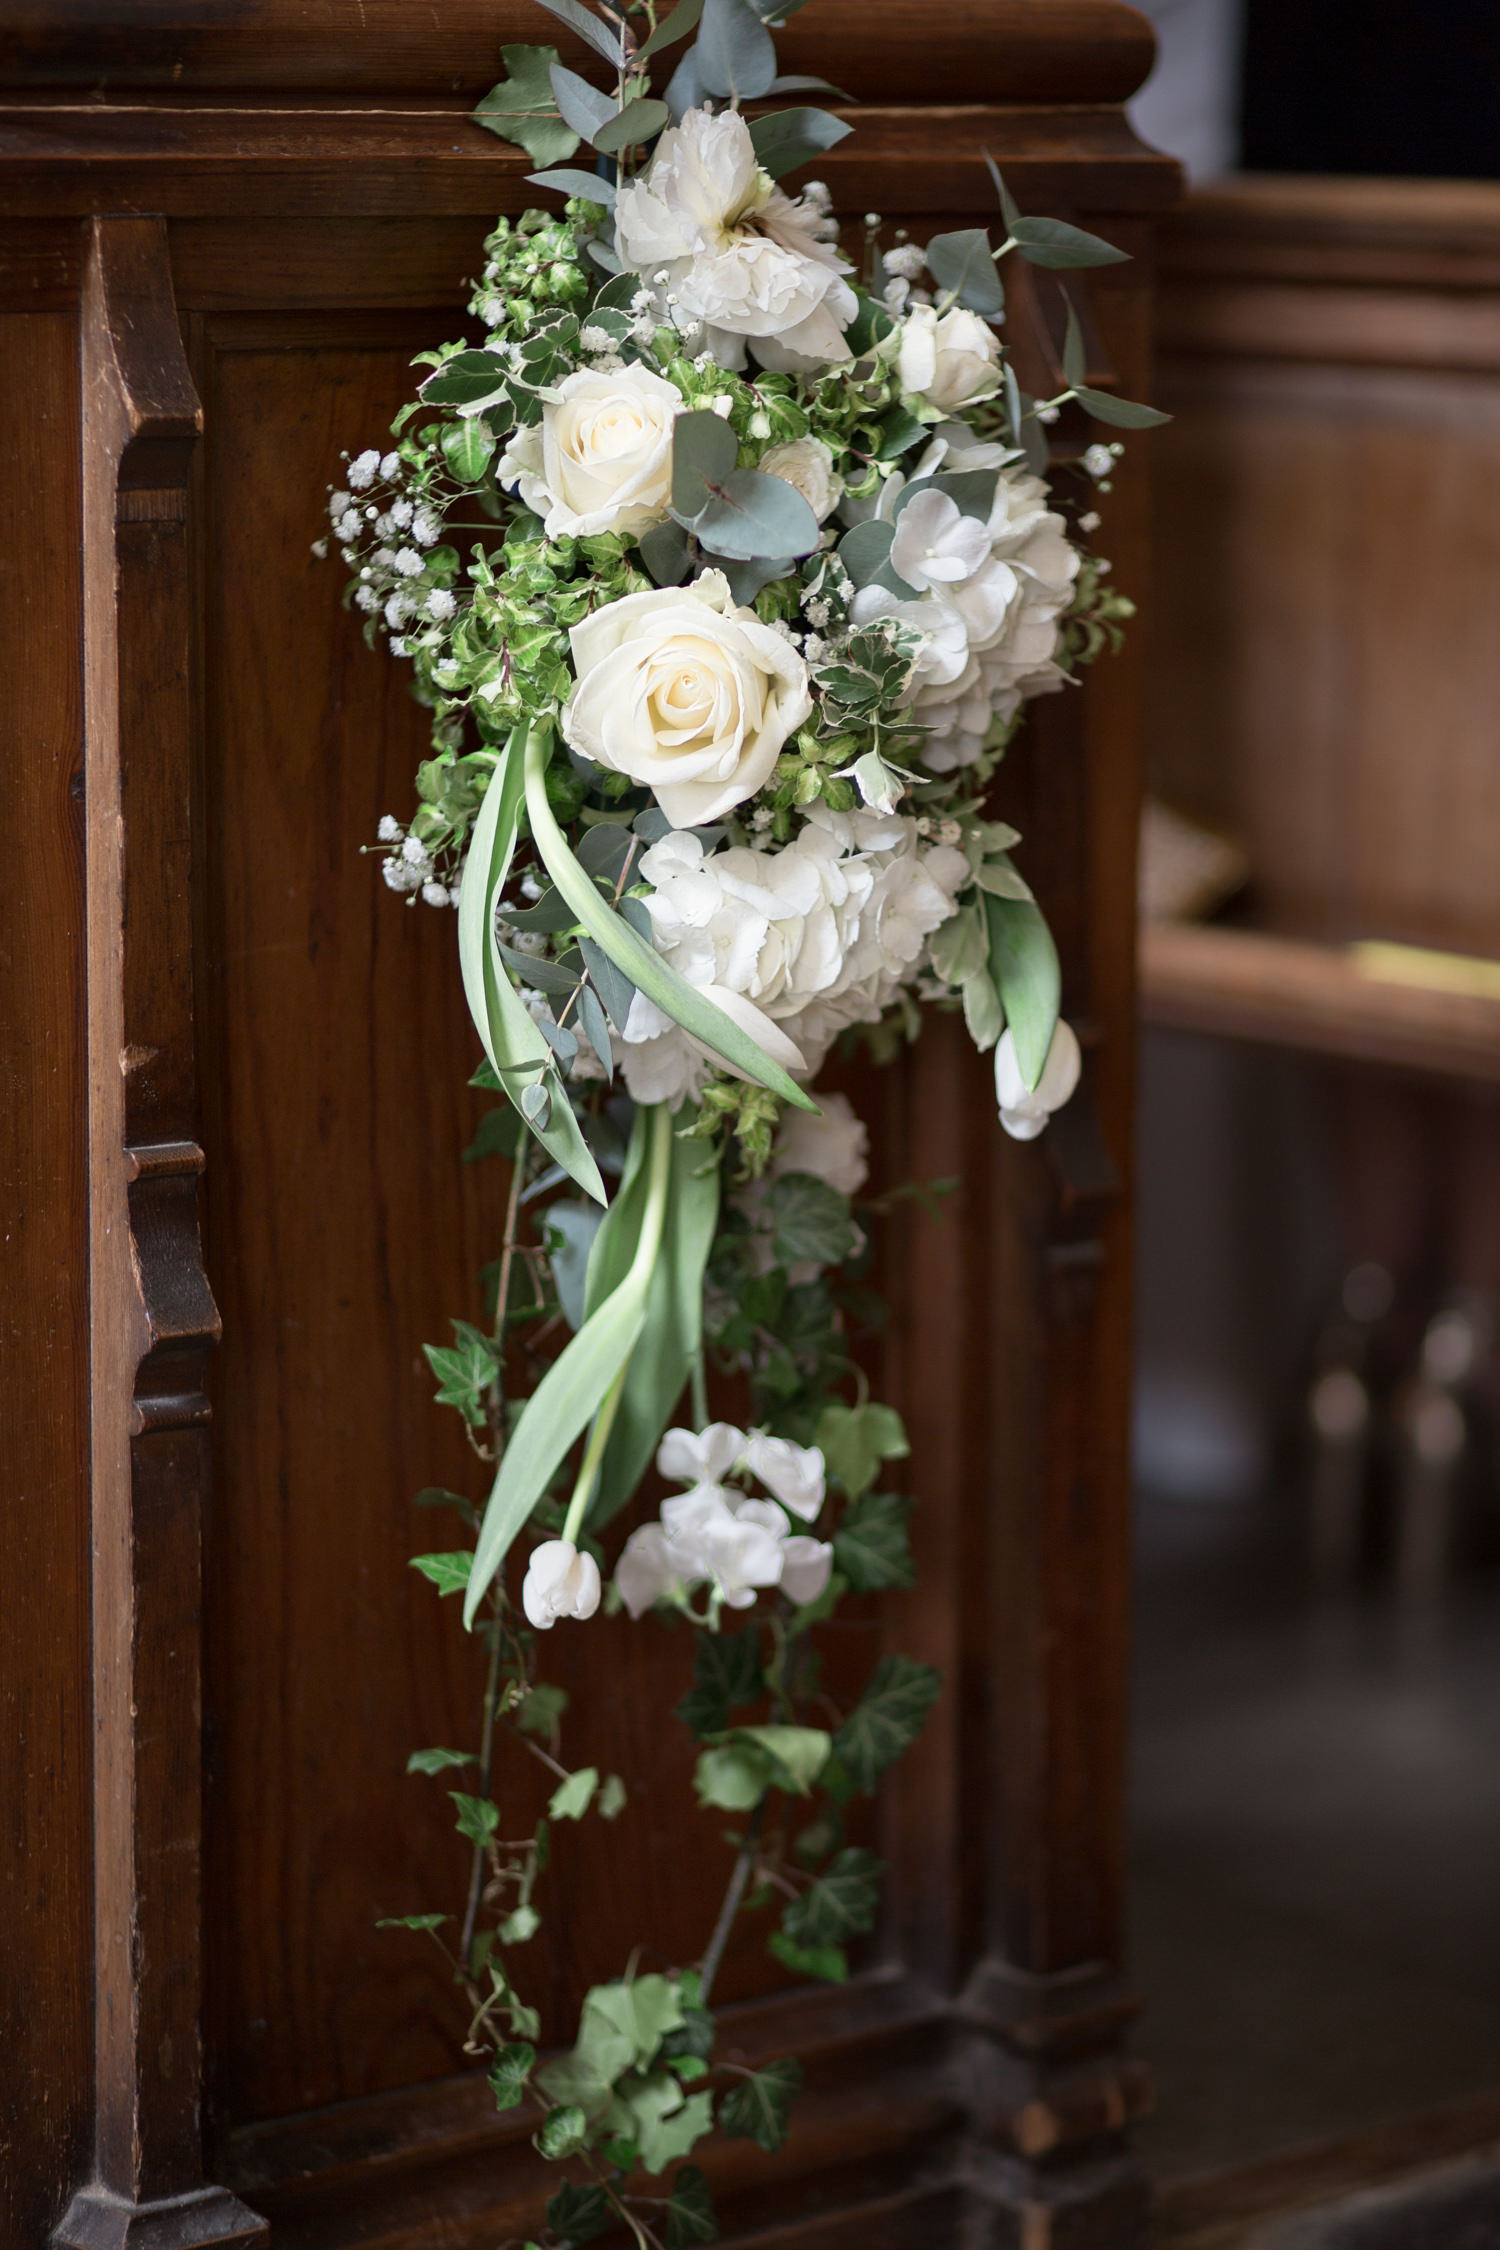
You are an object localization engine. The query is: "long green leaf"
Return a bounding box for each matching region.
[522,725,816,1111]
[463,1108,674,1624]
[592,1117,721,1524]
[457,744,606,1203]
[983,893,1060,1092]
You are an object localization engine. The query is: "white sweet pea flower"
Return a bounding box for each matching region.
[760,437,843,522]
[522,1540,602,1628]
[742,1432,825,1521]
[780,1535,835,1606]
[563,571,813,829]
[615,109,857,371]
[898,302,1003,412]
[497,363,681,540]
[658,1422,747,1487]
[615,1521,678,1620]
[994,1019,1082,1140]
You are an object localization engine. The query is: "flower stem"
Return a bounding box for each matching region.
[458,1618,505,1973]
[698,1800,764,2008]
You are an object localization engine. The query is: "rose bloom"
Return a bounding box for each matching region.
[615,108,856,371]
[562,569,813,828]
[497,363,679,539]
[898,302,1003,413]
[759,436,843,521]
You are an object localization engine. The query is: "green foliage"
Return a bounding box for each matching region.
[471,48,579,165]
[781,1848,882,1947]
[407,1745,475,1776]
[664,2166,719,2247]
[409,1551,474,1598]
[924,227,1004,315]
[766,1171,857,1268]
[719,2058,804,2152]
[548,1766,598,1821]
[546,2181,612,2245]
[423,1323,499,1428]
[832,1491,915,1591]
[748,106,851,179]
[813,1401,909,1499]
[451,1792,501,1845]
[489,2040,537,2110]
[535,2104,589,2159]
[670,408,820,563]
[983,893,1060,1091]
[767,1930,849,1983]
[676,1625,764,1738]
[831,1656,941,1793]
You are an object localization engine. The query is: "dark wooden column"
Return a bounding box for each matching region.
[53,215,266,2250]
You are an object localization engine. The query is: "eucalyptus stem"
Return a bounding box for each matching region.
[698,1800,764,2009]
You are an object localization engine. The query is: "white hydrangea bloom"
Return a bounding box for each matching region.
[617,811,968,1105]
[852,462,1080,773]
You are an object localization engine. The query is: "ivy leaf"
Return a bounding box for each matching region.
[813,1400,909,1500]
[517,1681,569,1738]
[449,1792,501,1845]
[833,1491,915,1592]
[489,2040,537,2111]
[535,2104,588,2159]
[693,1743,768,1811]
[441,419,497,483]
[546,2182,612,2245]
[632,2079,715,2174]
[376,1911,450,1932]
[548,1765,599,1821]
[664,2165,719,2248]
[423,1321,499,1427]
[406,1745,475,1775]
[831,1656,940,1793]
[719,2057,804,2152]
[924,227,1003,315]
[598,1772,628,1819]
[781,1847,882,1947]
[676,1623,763,1738]
[732,1723,829,1795]
[409,1551,475,1598]
[767,1171,857,1268]
[767,1930,848,1982]
[471,45,580,168]
[463,1106,523,1164]
[1010,214,1130,270]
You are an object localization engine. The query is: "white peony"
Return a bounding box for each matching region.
[563,570,813,829]
[994,1018,1081,1140]
[497,363,680,540]
[616,810,969,1105]
[898,302,1003,413]
[853,464,1080,773]
[760,437,843,521]
[522,1539,602,1629]
[615,109,857,371]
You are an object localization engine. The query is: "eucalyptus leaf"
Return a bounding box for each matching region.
[889,467,997,526]
[720,553,797,606]
[985,152,1022,237]
[765,70,851,94]
[592,95,670,154]
[531,0,626,67]
[497,943,580,998]
[697,0,778,100]
[1011,214,1130,269]
[1073,385,1172,430]
[527,165,618,207]
[983,892,1060,1091]
[636,0,704,60]
[1062,292,1087,389]
[974,856,1034,902]
[639,517,693,586]
[747,106,852,180]
[663,42,707,119]
[670,405,736,513]
[837,517,895,587]
[471,44,580,168]
[687,468,820,563]
[546,1201,606,1330]
[578,936,637,1032]
[924,227,1003,316]
[549,61,616,142]
[577,985,614,1080]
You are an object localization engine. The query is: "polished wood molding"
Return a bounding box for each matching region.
[57,212,265,2250]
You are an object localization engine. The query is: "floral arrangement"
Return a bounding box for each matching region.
[324,1,1160,2240]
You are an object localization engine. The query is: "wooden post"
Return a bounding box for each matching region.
[53,215,266,2250]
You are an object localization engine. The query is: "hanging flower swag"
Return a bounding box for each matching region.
[326,0,1162,2238]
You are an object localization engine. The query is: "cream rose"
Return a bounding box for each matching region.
[759,437,843,522]
[562,570,813,828]
[615,109,857,371]
[898,302,1003,413]
[497,363,680,540]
